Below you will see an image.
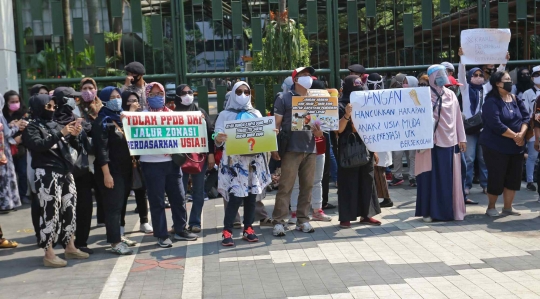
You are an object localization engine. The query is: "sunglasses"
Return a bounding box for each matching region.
[45,103,58,110]
[179,90,194,96]
[419,83,428,87]
[472,74,483,78]
[235,89,251,96]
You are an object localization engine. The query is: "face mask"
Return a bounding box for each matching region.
[147,96,165,109]
[297,77,313,89]
[236,94,251,106]
[180,94,194,105]
[81,90,96,102]
[402,83,409,88]
[435,77,447,87]
[471,77,484,85]
[533,77,540,85]
[8,103,20,112]
[500,82,513,92]
[131,75,141,85]
[66,98,77,109]
[106,98,122,111]
[41,110,54,121]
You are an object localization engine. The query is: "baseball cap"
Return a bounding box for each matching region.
[441,62,455,72]
[532,66,540,75]
[292,66,315,80]
[445,75,463,87]
[53,87,82,100]
[348,64,366,74]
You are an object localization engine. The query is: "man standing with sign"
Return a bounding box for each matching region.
[271,66,324,236]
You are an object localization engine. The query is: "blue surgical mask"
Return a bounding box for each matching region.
[147,96,165,109]
[106,98,123,111]
[435,77,446,87]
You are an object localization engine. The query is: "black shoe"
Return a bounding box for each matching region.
[527,183,537,192]
[379,198,393,208]
[322,203,336,210]
[78,247,94,254]
[222,230,234,246]
[389,178,404,186]
[473,176,480,184]
[174,230,198,241]
[133,207,139,213]
[409,178,417,187]
[242,227,259,242]
[164,198,171,208]
[465,199,479,205]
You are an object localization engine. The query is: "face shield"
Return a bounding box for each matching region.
[366,77,384,90]
[428,65,450,87]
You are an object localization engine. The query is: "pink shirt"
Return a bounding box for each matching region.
[433,88,466,147]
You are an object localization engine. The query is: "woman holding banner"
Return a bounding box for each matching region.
[415,65,467,222]
[337,75,381,228]
[214,81,271,246]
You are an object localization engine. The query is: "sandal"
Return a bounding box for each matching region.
[0,239,18,248]
[259,218,273,227]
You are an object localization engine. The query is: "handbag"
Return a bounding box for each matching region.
[181,153,206,174]
[339,132,370,168]
[315,136,326,155]
[72,141,89,178]
[131,157,144,190]
[277,129,290,158]
[463,91,484,135]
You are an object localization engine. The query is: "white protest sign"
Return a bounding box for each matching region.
[350,87,434,152]
[460,28,510,65]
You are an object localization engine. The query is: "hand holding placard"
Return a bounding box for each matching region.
[460,29,511,65]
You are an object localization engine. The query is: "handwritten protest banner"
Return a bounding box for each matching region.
[122,111,208,155]
[291,95,339,131]
[350,87,434,152]
[224,116,278,155]
[460,28,511,65]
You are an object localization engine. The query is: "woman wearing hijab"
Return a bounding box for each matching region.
[415,65,467,222]
[480,71,529,217]
[92,86,136,255]
[22,94,89,267]
[174,84,215,233]
[140,82,197,248]
[338,75,381,228]
[522,66,540,192]
[120,91,153,234]
[214,81,272,246]
[512,67,532,101]
[0,92,22,213]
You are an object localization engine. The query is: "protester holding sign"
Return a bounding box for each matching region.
[337,75,381,228]
[522,66,540,192]
[174,84,215,234]
[480,72,529,217]
[138,82,198,248]
[415,65,466,222]
[214,81,271,246]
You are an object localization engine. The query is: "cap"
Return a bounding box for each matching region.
[125,61,146,75]
[533,66,540,75]
[292,66,315,80]
[53,87,82,100]
[441,61,455,72]
[445,75,463,87]
[348,64,366,74]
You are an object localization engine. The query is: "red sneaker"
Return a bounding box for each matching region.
[385,173,393,182]
[339,221,351,228]
[360,217,381,226]
[221,230,234,246]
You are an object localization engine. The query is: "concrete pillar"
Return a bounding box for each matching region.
[0,0,19,94]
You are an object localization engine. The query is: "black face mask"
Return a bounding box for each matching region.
[41,110,54,121]
[500,82,513,93]
[130,75,141,85]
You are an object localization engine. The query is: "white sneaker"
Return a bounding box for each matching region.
[288,212,297,224]
[111,242,133,255]
[423,216,432,223]
[140,223,153,233]
[120,226,125,236]
[486,208,500,217]
[296,222,315,233]
[272,223,286,236]
[204,197,209,201]
[129,190,135,197]
[312,209,332,221]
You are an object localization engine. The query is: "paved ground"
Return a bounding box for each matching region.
[3,179,540,299]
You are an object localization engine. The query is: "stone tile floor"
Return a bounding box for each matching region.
[3,180,540,299]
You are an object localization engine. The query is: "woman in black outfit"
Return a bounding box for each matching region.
[92,87,135,255]
[22,94,89,267]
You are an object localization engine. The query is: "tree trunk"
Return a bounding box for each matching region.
[62,0,72,43]
[278,0,286,24]
[86,0,100,44]
[113,0,125,58]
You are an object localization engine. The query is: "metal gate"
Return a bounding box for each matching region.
[14,0,540,113]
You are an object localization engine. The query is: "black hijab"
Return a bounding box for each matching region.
[174,84,199,112]
[29,94,53,123]
[29,84,49,96]
[121,90,139,111]
[53,93,76,126]
[340,75,362,103]
[516,67,532,94]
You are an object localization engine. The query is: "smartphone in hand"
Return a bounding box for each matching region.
[75,118,83,126]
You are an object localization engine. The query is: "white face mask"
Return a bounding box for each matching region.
[236,93,251,106]
[534,77,540,85]
[66,98,77,109]
[180,94,194,105]
[471,77,484,85]
[297,76,313,89]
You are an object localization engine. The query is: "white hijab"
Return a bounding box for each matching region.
[215,81,262,133]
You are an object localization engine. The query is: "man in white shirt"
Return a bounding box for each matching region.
[521,66,540,191]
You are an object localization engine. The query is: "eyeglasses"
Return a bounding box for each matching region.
[533,73,540,78]
[235,89,251,96]
[472,74,483,78]
[419,83,428,87]
[45,103,58,110]
[179,90,194,96]
[109,95,121,100]
[149,92,165,97]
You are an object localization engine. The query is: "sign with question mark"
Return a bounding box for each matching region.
[223,116,278,155]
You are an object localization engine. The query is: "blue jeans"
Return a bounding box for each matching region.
[526,140,538,183]
[141,161,187,239]
[464,133,487,189]
[328,137,338,182]
[223,193,256,232]
[13,155,28,198]
[182,161,207,228]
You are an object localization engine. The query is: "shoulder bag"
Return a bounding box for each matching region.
[463,89,484,135]
[182,153,207,174]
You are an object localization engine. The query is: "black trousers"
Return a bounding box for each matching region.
[121,188,149,226]
[74,171,94,248]
[322,133,335,206]
[94,176,105,224]
[95,168,132,244]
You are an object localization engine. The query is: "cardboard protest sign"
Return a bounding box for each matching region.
[122,111,209,155]
[460,28,511,65]
[224,116,278,155]
[291,94,339,131]
[350,87,434,152]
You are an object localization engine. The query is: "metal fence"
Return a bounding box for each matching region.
[14,0,540,113]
